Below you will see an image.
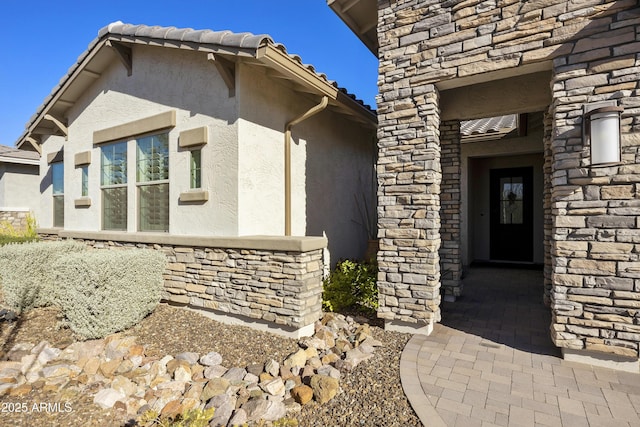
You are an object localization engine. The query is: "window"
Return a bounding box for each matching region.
[137,133,169,232]
[81,165,89,197]
[499,176,524,225]
[101,141,128,230]
[52,162,64,227]
[190,149,201,189]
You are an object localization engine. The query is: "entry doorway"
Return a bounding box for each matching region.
[489,167,534,262]
[460,111,546,268]
[465,153,544,266]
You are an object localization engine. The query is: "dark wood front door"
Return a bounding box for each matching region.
[490,167,533,262]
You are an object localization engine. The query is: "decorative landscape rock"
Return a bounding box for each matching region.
[200,351,223,367]
[290,384,313,405]
[0,308,17,322]
[0,312,379,425]
[309,375,340,404]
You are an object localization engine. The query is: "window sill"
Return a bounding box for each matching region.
[179,190,208,203]
[74,197,92,208]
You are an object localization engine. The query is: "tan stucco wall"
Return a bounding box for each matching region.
[35,44,376,263]
[38,134,65,229]
[38,45,239,234]
[236,63,376,263]
[0,162,39,211]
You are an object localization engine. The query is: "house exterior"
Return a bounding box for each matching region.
[16,22,376,337]
[330,1,640,369]
[0,145,39,231]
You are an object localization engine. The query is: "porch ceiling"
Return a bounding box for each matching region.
[440,71,552,121]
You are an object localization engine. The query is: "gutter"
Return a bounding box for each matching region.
[0,156,40,166]
[284,96,329,236]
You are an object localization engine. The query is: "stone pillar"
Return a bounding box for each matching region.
[376,83,442,334]
[549,28,640,366]
[543,111,553,307]
[439,120,462,301]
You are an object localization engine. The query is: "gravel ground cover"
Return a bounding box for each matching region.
[0,303,420,426]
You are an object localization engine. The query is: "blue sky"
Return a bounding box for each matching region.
[0,0,377,146]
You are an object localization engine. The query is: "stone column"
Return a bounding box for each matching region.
[439,120,462,301]
[549,35,640,365]
[543,110,553,307]
[376,83,442,334]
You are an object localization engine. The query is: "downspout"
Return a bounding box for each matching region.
[284,96,329,236]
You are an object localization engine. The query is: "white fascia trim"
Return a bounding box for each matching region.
[0,156,40,166]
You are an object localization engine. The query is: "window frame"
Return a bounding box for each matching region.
[100,141,128,231]
[81,165,89,197]
[136,133,170,232]
[190,148,202,190]
[51,161,64,228]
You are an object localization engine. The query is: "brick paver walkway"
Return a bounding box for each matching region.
[400,267,640,427]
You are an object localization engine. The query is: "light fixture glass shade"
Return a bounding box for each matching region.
[587,106,623,166]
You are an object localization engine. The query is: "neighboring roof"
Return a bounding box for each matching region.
[0,145,40,165]
[460,114,519,143]
[461,115,517,137]
[17,21,376,149]
[328,0,377,55]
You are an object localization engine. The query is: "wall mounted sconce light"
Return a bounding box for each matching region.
[585,105,624,166]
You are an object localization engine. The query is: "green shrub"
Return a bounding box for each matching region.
[0,240,86,311]
[322,259,378,315]
[53,249,166,339]
[0,235,37,246]
[138,407,215,427]
[0,213,38,246]
[0,213,37,239]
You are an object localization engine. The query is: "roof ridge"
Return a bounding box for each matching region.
[98,21,274,50]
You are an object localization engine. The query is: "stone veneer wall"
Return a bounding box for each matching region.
[378,0,640,357]
[376,81,443,329]
[0,209,32,233]
[439,120,463,299]
[549,15,640,358]
[543,111,554,307]
[38,230,326,334]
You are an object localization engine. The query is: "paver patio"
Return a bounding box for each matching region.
[400,267,640,427]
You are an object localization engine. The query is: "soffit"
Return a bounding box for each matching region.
[328,0,378,55]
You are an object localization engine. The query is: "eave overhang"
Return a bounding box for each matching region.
[16,22,376,149]
[0,156,40,166]
[327,0,378,55]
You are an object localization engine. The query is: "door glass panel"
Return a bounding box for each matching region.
[500,176,524,225]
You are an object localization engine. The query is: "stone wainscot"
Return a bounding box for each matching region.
[38,230,326,338]
[0,209,33,234]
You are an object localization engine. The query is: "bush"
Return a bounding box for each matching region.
[53,249,166,339]
[138,407,215,427]
[0,213,38,246]
[0,235,37,246]
[322,259,378,315]
[0,240,86,311]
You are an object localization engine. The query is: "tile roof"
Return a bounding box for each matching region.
[18,22,374,147]
[101,22,373,111]
[99,22,272,50]
[0,145,39,162]
[460,114,517,137]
